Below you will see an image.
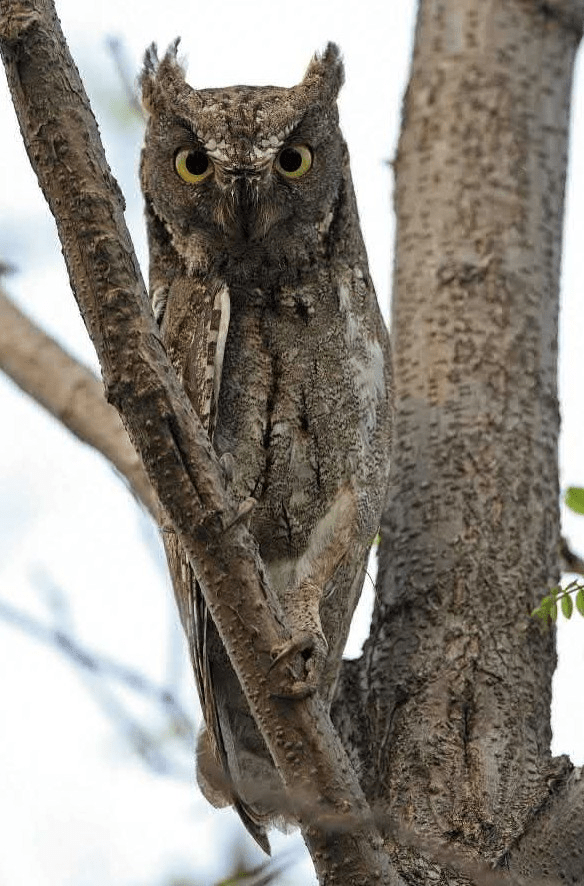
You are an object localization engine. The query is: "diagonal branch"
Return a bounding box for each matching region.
[0,2,396,882]
[0,284,161,520]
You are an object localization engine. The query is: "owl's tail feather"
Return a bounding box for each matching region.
[192,584,273,855]
[197,721,272,855]
[235,799,272,855]
[161,480,273,853]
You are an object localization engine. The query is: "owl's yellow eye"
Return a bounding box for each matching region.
[175,148,213,183]
[275,145,312,179]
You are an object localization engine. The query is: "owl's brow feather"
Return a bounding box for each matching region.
[170,115,203,142]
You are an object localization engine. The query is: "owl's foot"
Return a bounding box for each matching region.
[268,631,328,699]
[219,451,235,484]
[223,496,256,531]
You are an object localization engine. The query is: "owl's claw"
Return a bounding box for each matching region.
[219,452,235,484]
[223,497,256,532]
[268,631,328,699]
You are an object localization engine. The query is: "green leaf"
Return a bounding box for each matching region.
[561,594,573,619]
[549,599,558,621]
[565,487,584,515]
[532,596,551,619]
[576,588,584,617]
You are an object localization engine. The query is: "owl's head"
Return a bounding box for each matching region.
[140,42,349,281]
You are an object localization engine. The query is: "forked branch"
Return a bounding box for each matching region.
[0,1,395,882]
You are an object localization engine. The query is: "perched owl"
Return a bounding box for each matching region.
[140,42,392,853]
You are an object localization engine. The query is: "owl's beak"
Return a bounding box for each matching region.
[215,167,268,242]
[216,163,267,188]
[221,166,258,180]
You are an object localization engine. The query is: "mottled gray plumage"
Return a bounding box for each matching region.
[140,42,392,853]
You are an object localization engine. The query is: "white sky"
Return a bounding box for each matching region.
[0,2,583,884]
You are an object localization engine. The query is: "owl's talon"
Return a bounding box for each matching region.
[269,631,328,699]
[223,497,256,532]
[219,452,235,484]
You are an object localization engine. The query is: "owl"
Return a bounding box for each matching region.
[140,42,392,853]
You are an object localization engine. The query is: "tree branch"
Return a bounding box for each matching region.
[0,283,161,520]
[560,537,584,575]
[365,0,584,879]
[0,2,395,881]
[509,765,584,882]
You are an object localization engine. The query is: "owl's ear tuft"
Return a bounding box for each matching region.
[302,42,344,102]
[140,38,189,115]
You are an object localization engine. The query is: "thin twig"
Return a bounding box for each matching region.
[105,35,145,119]
[560,537,584,575]
[0,596,194,738]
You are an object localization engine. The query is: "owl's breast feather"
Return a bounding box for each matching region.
[214,275,389,561]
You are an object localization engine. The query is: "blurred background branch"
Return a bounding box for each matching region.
[0,282,161,521]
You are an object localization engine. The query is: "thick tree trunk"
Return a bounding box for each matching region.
[345,0,583,878]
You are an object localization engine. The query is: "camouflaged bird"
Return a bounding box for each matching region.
[140,41,392,853]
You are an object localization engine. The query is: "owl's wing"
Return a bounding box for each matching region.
[157,274,227,735]
[164,529,271,853]
[157,274,229,748]
[158,276,230,432]
[157,276,271,853]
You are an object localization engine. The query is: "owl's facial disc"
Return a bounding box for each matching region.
[174,143,314,243]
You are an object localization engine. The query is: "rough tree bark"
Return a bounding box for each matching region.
[1,0,583,884]
[334,0,584,882]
